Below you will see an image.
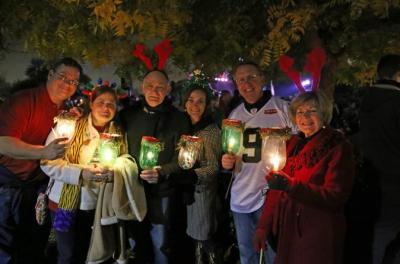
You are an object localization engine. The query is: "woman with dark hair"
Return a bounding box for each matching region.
[254,90,355,264]
[178,87,222,263]
[41,86,145,264]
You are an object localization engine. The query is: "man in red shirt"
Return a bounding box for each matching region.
[0,57,82,264]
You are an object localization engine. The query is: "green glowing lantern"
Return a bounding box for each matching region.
[98,133,121,168]
[259,127,291,172]
[178,135,202,170]
[221,119,243,155]
[139,136,163,170]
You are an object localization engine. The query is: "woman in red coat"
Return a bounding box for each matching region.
[254,90,355,264]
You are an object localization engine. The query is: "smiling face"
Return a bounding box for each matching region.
[47,64,80,106]
[141,71,171,107]
[185,89,207,124]
[90,92,117,127]
[295,101,323,137]
[234,64,264,104]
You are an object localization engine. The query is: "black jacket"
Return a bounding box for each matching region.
[359,80,400,188]
[119,98,191,197]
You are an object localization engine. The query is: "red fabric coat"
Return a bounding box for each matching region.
[256,128,355,264]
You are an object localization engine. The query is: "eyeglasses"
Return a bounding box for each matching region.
[296,109,319,117]
[235,74,259,85]
[54,72,79,86]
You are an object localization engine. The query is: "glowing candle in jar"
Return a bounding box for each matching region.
[139,136,163,170]
[98,133,120,167]
[178,135,202,170]
[260,127,291,172]
[222,119,242,155]
[53,111,78,141]
[271,154,281,171]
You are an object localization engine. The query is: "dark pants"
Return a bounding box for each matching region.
[0,167,51,264]
[372,189,400,264]
[51,209,95,264]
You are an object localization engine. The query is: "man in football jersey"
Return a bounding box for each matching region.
[221,61,293,264]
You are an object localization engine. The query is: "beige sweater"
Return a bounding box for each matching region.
[86,154,147,264]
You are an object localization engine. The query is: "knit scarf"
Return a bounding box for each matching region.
[53,117,87,232]
[53,116,126,232]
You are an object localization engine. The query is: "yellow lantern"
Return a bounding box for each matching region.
[260,127,291,172]
[178,135,202,170]
[53,111,78,141]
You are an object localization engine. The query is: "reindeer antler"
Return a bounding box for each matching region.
[303,47,326,91]
[279,55,305,93]
[154,39,173,70]
[132,44,153,70]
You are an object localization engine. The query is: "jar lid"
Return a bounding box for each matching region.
[181,135,202,142]
[222,118,242,127]
[259,127,291,138]
[100,133,121,139]
[142,136,160,143]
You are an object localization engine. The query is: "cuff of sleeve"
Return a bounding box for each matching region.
[156,166,169,181]
[286,178,298,193]
[64,166,83,185]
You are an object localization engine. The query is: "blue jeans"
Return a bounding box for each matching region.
[372,193,400,264]
[51,210,95,264]
[150,197,170,264]
[232,207,275,264]
[0,166,50,264]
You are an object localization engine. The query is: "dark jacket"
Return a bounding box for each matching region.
[119,98,191,197]
[359,80,400,185]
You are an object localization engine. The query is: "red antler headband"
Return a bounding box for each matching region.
[132,44,153,70]
[132,38,173,71]
[154,39,173,70]
[303,47,326,91]
[279,47,327,93]
[279,55,306,93]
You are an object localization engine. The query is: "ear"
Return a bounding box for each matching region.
[140,83,145,94]
[166,83,172,94]
[393,71,400,82]
[48,69,54,80]
[259,73,266,84]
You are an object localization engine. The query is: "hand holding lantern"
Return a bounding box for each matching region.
[221,119,243,155]
[178,135,202,170]
[260,127,292,192]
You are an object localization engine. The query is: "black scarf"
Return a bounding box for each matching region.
[244,91,272,113]
[141,96,172,114]
[190,114,214,134]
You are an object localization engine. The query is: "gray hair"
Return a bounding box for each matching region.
[289,90,333,126]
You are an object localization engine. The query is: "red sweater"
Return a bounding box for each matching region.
[0,85,60,180]
[257,128,355,264]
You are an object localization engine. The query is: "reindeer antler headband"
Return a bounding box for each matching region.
[279,47,327,93]
[132,39,173,71]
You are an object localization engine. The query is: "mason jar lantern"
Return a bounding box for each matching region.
[260,127,291,172]
[178,135,202,170]
[98,133,121,168]
[221,119,243,155]
[139,136,163,170]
